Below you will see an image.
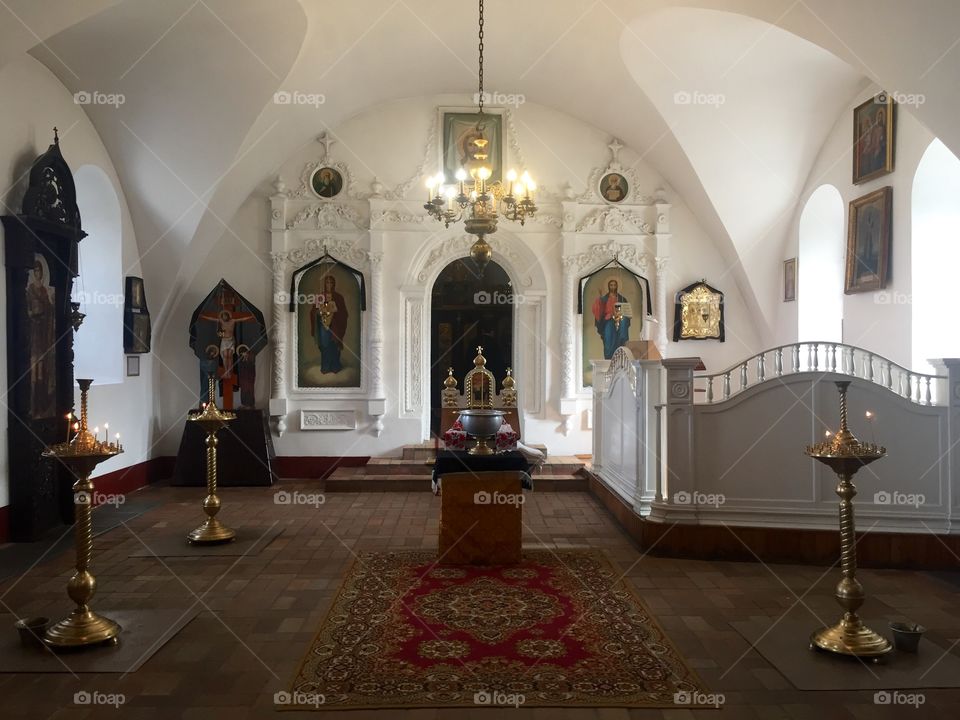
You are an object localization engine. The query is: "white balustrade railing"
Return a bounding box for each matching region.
[693,341,947,406]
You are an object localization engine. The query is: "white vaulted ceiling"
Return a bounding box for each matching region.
[620,7,864,333]
[4,0,960,344]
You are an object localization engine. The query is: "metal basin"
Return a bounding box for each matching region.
[889,622,925,653]
[458,409,505,438]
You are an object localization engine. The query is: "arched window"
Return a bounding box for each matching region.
[912,139,960,374]
[798,184,844,343]
[73,165,123,384]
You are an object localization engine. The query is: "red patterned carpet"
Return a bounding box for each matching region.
[286,549,705,710]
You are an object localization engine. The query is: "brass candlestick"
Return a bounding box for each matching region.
[805,381,891,659]
[42,379,122,648]
[187,377,236,544]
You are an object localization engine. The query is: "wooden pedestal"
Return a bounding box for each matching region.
[438,471,523,565]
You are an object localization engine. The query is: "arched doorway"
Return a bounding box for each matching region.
[430,258,513,435]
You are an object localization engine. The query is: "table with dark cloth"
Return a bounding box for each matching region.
[431,450,532,495]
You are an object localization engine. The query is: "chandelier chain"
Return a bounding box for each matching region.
[423,0,536,247]
[477,0,484,114]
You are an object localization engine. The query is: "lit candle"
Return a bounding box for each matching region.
[104,423,109,443]
[115,433,120,450]
[66,412,72,442]
[93,426,99,443]
[865,410,876,444]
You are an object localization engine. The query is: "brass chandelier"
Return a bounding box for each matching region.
[424,0,537,269]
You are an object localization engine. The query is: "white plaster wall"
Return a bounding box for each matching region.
[153,96,762,458]
[0,56,149,503]
[775,89,936,367]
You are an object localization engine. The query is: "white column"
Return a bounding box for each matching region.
[559,256,578,433]
[269,254,289,436]
[367,251,386,436]
[655,256,669,350]
[268,177,289,436]
[561,257,577,400]
[930,358,960,532]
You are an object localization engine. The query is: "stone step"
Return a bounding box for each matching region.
[398,442,552,461]
[333,458,584,478]
[323,473,588,493]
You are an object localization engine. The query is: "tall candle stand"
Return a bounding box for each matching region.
[805,380,892,659]
[187,377,236,544]
[42,379,122,648]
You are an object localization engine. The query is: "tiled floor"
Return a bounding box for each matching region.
[1,482,959,718]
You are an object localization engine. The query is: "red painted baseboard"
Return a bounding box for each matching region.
[0,457,177,541]
[272,456,369,480]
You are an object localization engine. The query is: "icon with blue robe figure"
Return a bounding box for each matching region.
[592,278,631,359]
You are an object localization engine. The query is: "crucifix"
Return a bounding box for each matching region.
[198,290,255,410]
[317,131,335,163]
[608,138,624,165]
